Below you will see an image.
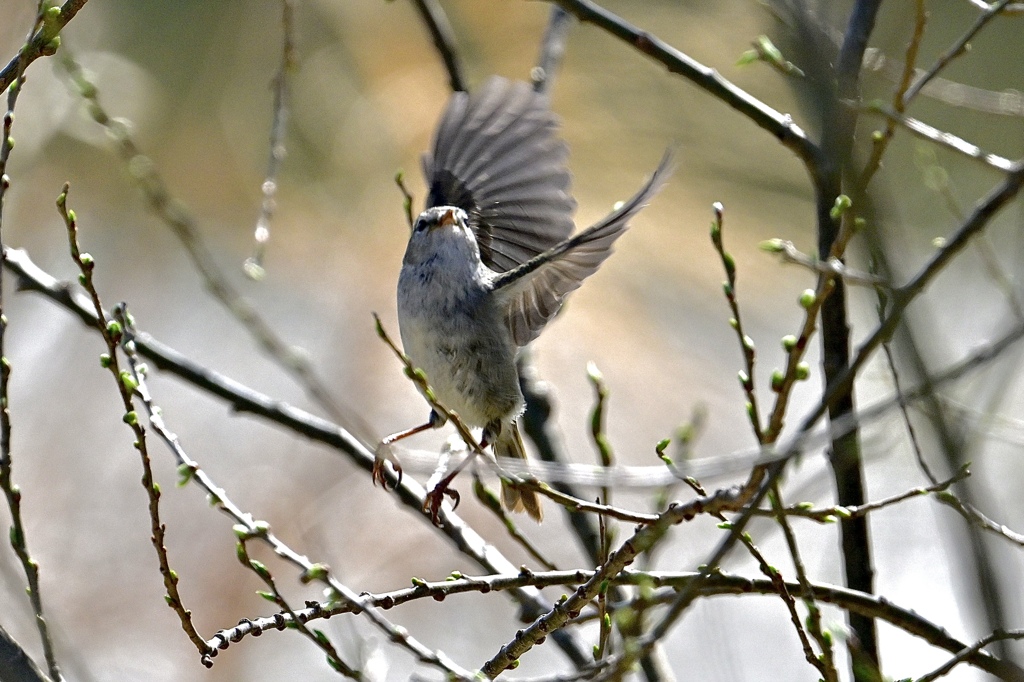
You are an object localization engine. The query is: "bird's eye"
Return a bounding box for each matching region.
[413,218,428,233]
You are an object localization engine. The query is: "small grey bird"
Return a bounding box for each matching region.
[380,76,672,522]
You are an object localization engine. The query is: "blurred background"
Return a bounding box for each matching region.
[0,0,1022,679]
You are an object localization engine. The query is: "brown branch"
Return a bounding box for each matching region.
[58,185,211,660]
[545,0,822,172]
[1,245,593,669]
[410,0,467,92]
[211,569,1024,681]
[902,0,1015,105]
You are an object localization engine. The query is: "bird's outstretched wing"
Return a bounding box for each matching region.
[491,152,674,347]
[422,77,577,273]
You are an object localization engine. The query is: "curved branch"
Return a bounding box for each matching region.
[410,0,467,92]
[1,245,592,669]
[209,569,1024,681]
[546,0,821,172]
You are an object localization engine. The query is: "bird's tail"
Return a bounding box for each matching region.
[494,421,543,522]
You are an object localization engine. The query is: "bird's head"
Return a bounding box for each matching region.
[403,206,481,267]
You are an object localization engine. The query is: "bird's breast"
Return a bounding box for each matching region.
[396,263,522,426]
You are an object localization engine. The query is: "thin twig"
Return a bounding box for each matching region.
[0,0,89,93]
[916,629,1024,682]
[224,568,1019,681]
[711,203,765,442]
[244,0,296,279]
[395,172,415,231]
[760,237,888,286]
[858,0,927,189]
[964,0,1024,11]
[55,47,367,437]
[902,0,1014,105]
[480,478,765,677]
[529,480,657,524]
[587,364,613,662]
[116,308,359,676]
[763,466,969,522]
[0,7,65,680]
[533,6,573,94]
[410,0,467,92]
[58,185,210,660]
[871,261,939,484]
[863,103,1016,173]
[768,485,838,680]
[937,493,1024,548]
[546,0,821,171]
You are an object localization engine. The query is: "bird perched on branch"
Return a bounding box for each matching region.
[376,76,672,522]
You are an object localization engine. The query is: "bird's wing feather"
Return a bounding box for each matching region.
[422,77,576,273]
[492,151,674,346]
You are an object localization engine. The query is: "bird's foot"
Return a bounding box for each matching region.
[372,441,403,489]
[423,471,461,525]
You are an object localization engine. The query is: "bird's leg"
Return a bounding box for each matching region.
[374,410,447,489]
[480,420,500,450]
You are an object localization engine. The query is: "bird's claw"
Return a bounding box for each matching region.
[373,442,403,490]
[423,472,460,525]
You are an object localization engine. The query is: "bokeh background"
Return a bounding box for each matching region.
[0,0,1022,680]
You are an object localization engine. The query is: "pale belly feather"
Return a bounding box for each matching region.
[397,266,523,427]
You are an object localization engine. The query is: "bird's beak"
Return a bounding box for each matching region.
[439,209,457,228]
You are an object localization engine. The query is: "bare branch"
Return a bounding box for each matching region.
[410,0,467,92]
[244,0,296,279]
[864,103,1017,173]
[903,0,1016,105]
[533,7,573,94]
[546,0,821,171]
[214,569,1024,681]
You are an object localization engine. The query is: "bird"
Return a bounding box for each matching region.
[377,76,673,522]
